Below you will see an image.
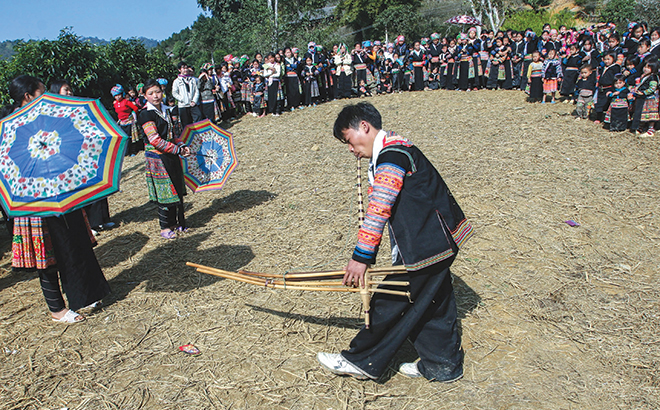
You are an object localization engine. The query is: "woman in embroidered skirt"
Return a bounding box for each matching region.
[138,79,192,239]
[1,75,110,323]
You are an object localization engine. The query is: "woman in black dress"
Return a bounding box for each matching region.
[1,75,110,323]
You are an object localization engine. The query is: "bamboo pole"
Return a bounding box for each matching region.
[238,265,407,280]
[357,157,365,226]
[189,264,410,298]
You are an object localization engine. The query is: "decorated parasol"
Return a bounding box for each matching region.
[0,92,129,218]
[179,119,237,193]
[444,15,483,26]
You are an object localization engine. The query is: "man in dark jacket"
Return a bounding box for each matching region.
[317,102,473,382]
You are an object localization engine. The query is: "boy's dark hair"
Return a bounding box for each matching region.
[613,73,625,82]
[609,32,620,42]
[604,51,617,62]
[580,64,593,71]
[177,61,188,70]
[333,102,383,142]
[640,38,652,48]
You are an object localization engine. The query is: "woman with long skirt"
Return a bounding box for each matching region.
[410,41,426,91]
[263,53,283,116]
[1,75,110,323]
[283,48,302,110]
[334,44,353,99]
[138,79,192,239]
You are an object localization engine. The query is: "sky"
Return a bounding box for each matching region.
[0,0,205,41]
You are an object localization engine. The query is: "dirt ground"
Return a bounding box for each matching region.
[0,89,658,409]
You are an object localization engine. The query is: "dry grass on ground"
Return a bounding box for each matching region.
[0,89,658,409]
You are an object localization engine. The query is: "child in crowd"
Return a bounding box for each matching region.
[252,75,265,117]
[358,79,372,97]
[594,52,621,123]
[560,44,582,102]
[542,48,562,103]
[623,56,641,87]
[604,74,630,132]
[428,66,440,90]
[575,64,596,119]
[376,74,392,94]
[302,57,320,106]
[630,60,659,137]
[527,51,544,102]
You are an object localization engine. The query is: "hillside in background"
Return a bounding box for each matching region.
[0,36,159,60]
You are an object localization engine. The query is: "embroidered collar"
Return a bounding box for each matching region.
[146,101,170,121]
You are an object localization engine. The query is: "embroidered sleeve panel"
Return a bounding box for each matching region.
[352,163,406,264]
[643,80,658,95]
[142,121,180,154]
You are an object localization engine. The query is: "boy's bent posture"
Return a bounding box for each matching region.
[317,102,473,382]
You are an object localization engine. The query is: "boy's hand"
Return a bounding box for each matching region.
[343,260,368,288]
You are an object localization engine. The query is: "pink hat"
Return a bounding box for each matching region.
[396,35,405,43]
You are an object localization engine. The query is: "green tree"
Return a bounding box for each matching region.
[523,0,552,11]
[6,29,100,99]
[0,29,176,111]
[336,0,421,39]
[635,0,660,27]
[373,5,420,41]
[600,0,635,30]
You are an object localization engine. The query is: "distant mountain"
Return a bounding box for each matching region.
[0,36,160,60]
[80,36,160,49]
[0,40,21,60]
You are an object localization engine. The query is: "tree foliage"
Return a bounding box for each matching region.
[503,9,576,34]
[600,0,635,29]
[337,0,422,37]
[635,0,660,27]
[373,5,421,41]
[523,0,552,11]
[0,29,176,111]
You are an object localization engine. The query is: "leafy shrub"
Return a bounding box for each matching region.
[503,9,577,34]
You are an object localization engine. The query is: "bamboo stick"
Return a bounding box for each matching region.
[252,280,410,287]
[357,157,365,226]
[188,263,411,297]
[238,267,407,280]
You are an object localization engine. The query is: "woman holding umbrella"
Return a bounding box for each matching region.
[138,79,191,239]
[50,80,116,235]
[1,75,110,323]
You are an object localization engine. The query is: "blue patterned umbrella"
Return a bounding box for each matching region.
[0,93,129,217]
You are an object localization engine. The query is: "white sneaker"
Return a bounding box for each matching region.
[399,361,464,382]
[317,353,371,380]
[398,362,423,378]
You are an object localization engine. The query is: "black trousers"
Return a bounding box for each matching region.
[45,210,110,311]
[342,258,463,381]
[179,106,203,127]
[267,81,281,114]
[84,198,111,228]
[338,73,352,98]
[594,88,611,121]
[39,267,66,312]
[201,101,216,122]
[158,202,185,230]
